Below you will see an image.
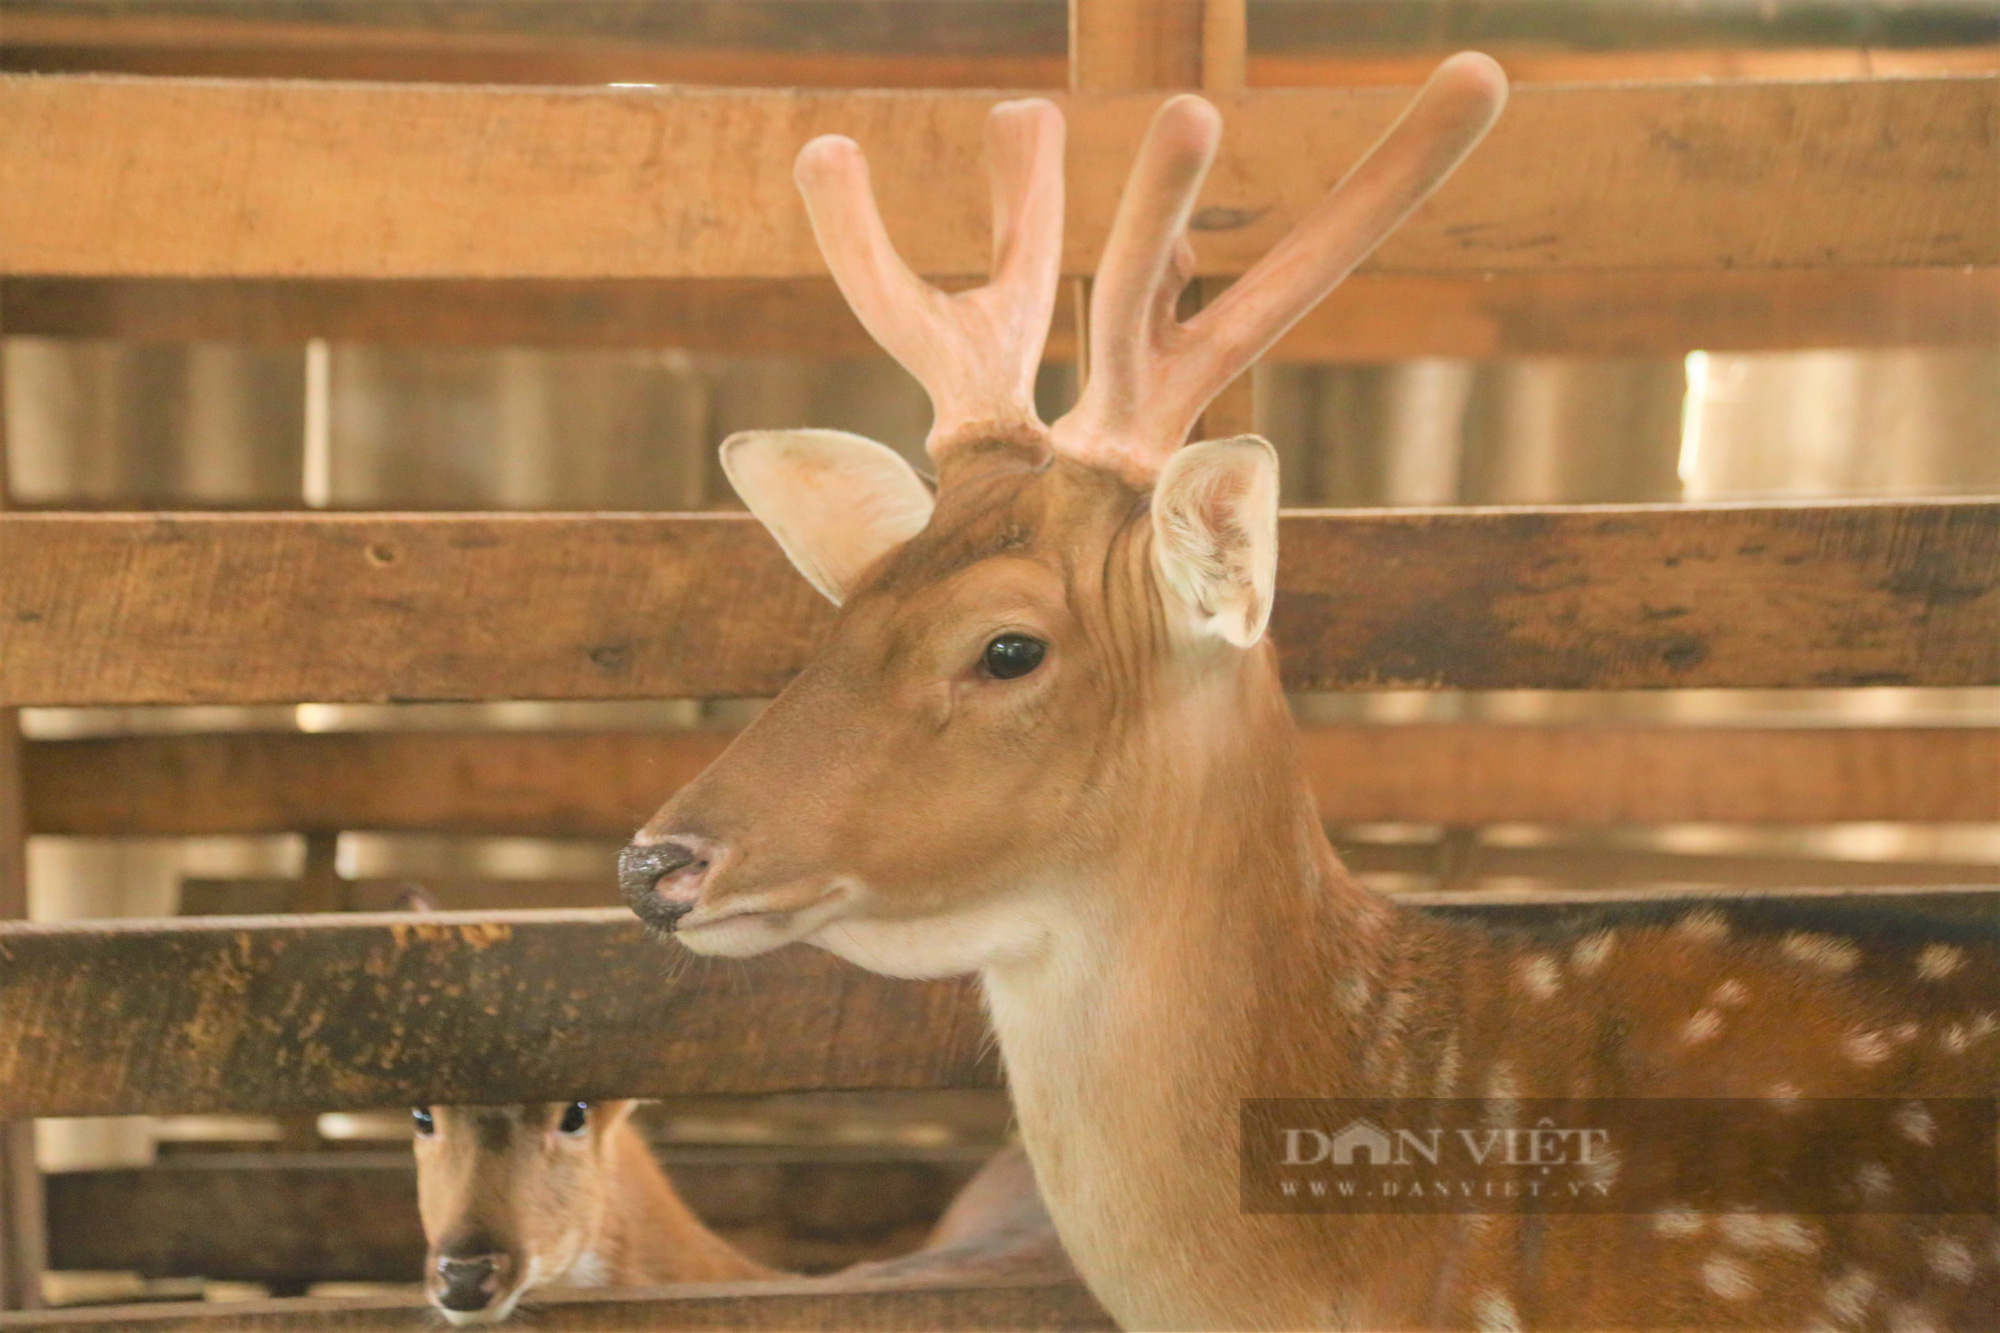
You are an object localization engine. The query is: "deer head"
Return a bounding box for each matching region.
[411,1099,639,1324]
[620,56,1507,978]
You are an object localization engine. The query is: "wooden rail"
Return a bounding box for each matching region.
[11,269,1997,360]
[22,724,2000,838]
[4,76,1995,278]
[45,1146,988,1284]
[2,501,1995,705]
[0,912,998,1119]
[0,1275,1115,1331]
[3,889,1989,1120]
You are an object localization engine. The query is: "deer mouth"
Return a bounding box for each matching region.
[673,882,854,958]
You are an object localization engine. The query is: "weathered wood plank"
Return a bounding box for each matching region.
[5,501,1991,706]
[0,911,999,1119]
[23,723,2000,838]
[3,503,1997,704]
[1,890,1990,1121]
[0,338,44,1317]
[45,1147,985,1284]
[4,77,1994,278]
[9,269,1998,359]
[4,1,1993,87]
[0,1276,1115,1331]
[1270,499,2000,692]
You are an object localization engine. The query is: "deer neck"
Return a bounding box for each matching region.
[979,644,1405,1322]
[576,1121,774,1286]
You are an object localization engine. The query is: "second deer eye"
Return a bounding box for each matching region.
[557,1102,589,1135]
[981,634,1046,680]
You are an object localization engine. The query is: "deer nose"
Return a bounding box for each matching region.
[619,836,726,930]
[433,1252,509,1312]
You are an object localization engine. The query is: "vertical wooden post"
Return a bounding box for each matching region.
[0,356,48,1313]
[1069,0,1257,439]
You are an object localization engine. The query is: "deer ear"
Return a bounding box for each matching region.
[1150,436,1279,648]
[721,430,935,605]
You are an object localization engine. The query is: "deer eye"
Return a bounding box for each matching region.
[557,1102,590,1136]
[981,634,1045,680]
[411,1107,435,1137]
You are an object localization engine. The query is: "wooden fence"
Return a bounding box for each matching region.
[1,0,1995,1326]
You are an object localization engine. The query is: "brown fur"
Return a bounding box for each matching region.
[413,1100,772,1322]
[638,450,2000,1331]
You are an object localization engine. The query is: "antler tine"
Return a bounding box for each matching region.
[1048,95,1221,479]
[1052,53,1508,483]
[795,99,1066,464]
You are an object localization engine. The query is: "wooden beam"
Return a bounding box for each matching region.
[4,77,1994,278]
[5,501,1994,706]
[5,3,1992,89]
[0,911,999,1119]
[178,878,619,914]
[0,316,44,1317]
[0,6,1067,88]
[8,269,1995,359]
[0,1274,1114,1332]
[23,724,2000,839]
[1339,843,2000,892]
[0,890,1989,1122]
[45,1147,985,1284]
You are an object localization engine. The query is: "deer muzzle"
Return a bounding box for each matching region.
[619,836,727,931]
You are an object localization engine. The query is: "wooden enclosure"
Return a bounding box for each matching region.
[1,0,1996,1328]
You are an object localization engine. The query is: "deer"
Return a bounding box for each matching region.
[616,53,2000,1332]
[411,1098,1068,1326]
[410,1098,777,1322]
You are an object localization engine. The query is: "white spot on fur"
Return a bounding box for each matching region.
[1764,1082,1803,1112]
[1823,1269,1877,1325]
[1887,1304,1941,1333]
[1914,944,1965,981]
[1336,972,1372,1016]
[564,1249,610,1288]
[1894,1101,1936,1146]
[1700,1253,1757,1300]
[1570,930,1616,976]
[1889,1021,1918,1045]
[1719,1213,1817,1254]
[1709,978,1750,1007]
[1923,1236,1975,1284]
[1483,1063,1520,1127]
[1653,1206,1705,1240]
[1681,1008,1725,1045]
[1471,1290,1521,1333]
[1676,909,1730,941]
[1433,1033,1462,1098]
[1516,954,1561,1000]
[1841,1029,1891,1065]
[1583,1145,1622,1189]
[1781,932,1860,973]
[1854,1162,1893,1200]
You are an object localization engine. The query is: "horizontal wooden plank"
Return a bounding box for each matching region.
[0,911,999,1119]
[3,77,1994,278]
[3,889,1991,1121]
[24,723,2000,838]
[1,502,1996,705]
[5,2,1993,90]
[11,268,1998,359]
[1341,842,2000,891]
[2,1275,1113,1331]
[46,1147,984,1283]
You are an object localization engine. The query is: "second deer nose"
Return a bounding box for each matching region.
[435,1253,505,1311]
[619,837,724,930]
